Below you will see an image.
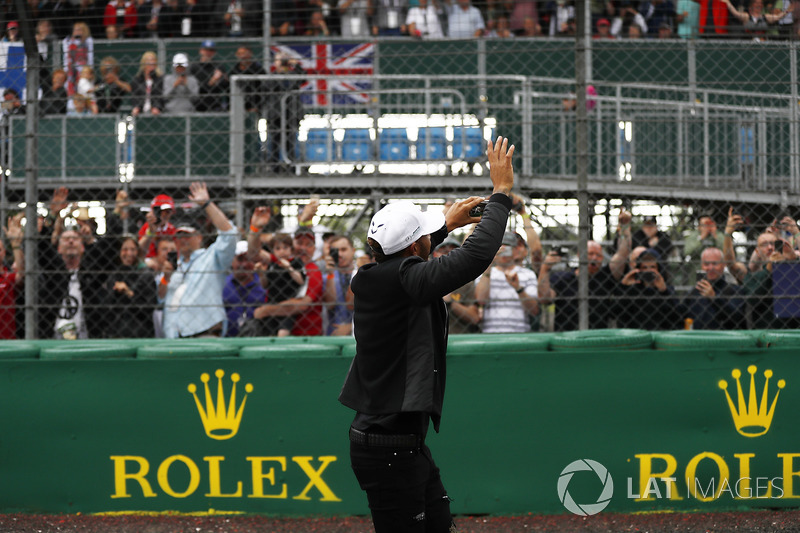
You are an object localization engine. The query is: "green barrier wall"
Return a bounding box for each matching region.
[2,333,800,516]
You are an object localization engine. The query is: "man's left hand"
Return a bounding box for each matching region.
[652,271,668,292]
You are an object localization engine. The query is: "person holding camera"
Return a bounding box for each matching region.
[322,234,356,336]
[475,231,539,333]
[615,248,682,330]
[163,53,199,114]
[682,247,745,330]
[339,136,515,533]
[138,194,177,258]
[724,208,798,329]
[538,209,632,331]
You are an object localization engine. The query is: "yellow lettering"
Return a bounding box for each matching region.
[247,456,287,498]
[204,456,243,498]
[157,455,201,498]
[634,454,682,501]
[685,452,729,502]
[778,453,800,498]
[734,453,755,499]
[110,455,157,499]
[292,456,341,502]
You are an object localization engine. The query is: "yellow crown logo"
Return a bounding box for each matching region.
[188,369,253,440]
[718,365,785,438]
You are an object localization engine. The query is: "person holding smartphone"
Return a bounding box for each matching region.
[538,210,632,331]
[616,248,682,330]
[163,53,199,113]
[682,247,746,330]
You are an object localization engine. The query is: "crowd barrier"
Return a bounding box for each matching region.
[3,329,800,516]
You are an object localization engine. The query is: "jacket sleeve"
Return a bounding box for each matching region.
[400,193,511,303]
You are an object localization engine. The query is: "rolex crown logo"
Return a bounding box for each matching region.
[718,365,785,438]
[188,369,253,440]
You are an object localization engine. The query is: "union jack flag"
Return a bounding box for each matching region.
[269,42,374,106]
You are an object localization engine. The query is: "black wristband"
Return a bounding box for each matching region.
[200,200,211,210]
[516,286,525,294]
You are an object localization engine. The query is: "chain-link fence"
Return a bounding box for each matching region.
[3,3,800,340]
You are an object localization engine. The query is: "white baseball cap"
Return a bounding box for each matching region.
[173,53,189,67]
[368,201,445,255]
[235,240,249,256]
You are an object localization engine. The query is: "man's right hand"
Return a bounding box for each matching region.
[445,196,484,232]
[487,136,514,196]
[621,269,639,286]
[696,279,715,298]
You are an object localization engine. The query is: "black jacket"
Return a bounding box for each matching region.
[684,277,746,330]
[339,193,511,431]
[130,72,165,113]
[37,234,119,339]
[104,264,157,338]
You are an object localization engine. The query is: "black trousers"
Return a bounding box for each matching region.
[350,439,455,533]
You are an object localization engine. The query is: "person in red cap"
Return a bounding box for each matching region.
[594,17,613,38]
[138,194,176,257]
[4,21,20,42]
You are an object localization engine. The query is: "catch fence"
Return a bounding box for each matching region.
[3,33,800,338]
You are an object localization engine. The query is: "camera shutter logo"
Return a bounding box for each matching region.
[557,459,614,516]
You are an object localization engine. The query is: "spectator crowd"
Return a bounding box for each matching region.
[5,0,797,42]
[2,186,799,341]
[0,1,791,122]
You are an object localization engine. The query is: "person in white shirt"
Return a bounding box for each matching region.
[339,0,372,36]
[445,0,484,38]
[405,0,444,38]
[475,231,539,333]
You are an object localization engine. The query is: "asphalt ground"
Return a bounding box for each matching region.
[3,510,800,533]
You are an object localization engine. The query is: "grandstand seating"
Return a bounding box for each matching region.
[452,126,485,161]
[304,128,335,162]
[379,128,410,161]
[341,129,372,161]
[416,127,448,160]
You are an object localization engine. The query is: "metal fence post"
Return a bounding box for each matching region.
[230,75,245,231]
[576,1,590,331]
[14,4,40,340]
[790,40,798,193]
